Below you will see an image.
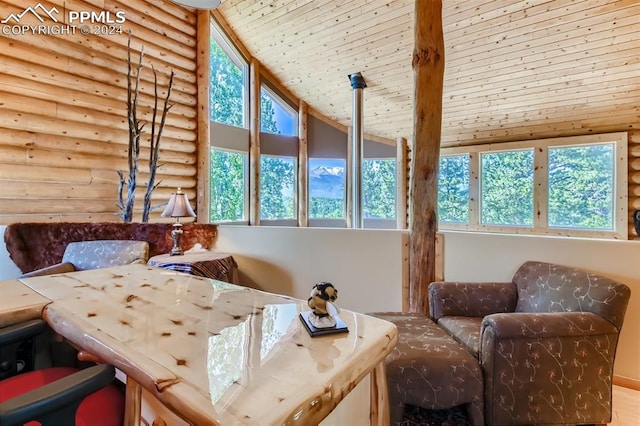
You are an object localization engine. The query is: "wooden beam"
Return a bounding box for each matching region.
[396,137,408,230]
[409,0,445,315]
[298,101,309,227]
[195,10,211,222]
[249,58,261,225]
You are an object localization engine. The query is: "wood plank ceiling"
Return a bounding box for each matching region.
[216,0,639,146]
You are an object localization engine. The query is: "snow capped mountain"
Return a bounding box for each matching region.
[309,165,344,179]
[309,165,345,199]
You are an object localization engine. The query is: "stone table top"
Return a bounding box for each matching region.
[19,264,397,425]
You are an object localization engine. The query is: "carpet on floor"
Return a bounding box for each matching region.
[400,404,470,426]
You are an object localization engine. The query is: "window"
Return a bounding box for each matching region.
[210,25,248,128]
[362,159,396,220]
[261,85,297,136]
[548,143,614,230]
[260,155,296,222]
[258,85,299,224]
[309,158,346,220]
[362,140,398,229]
[481,149,534,226]
[210,149,247,222]
[308,116,348,227]
[438,154,469,223]
[209,22,250,223]
[437,132,627,239]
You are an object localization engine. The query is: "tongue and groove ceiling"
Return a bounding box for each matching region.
[214,0,639,146]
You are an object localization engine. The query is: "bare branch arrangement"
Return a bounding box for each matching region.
[142,65,175,222]
[118,32,174,222]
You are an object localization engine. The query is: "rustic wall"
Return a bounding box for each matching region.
[0,0,198,224]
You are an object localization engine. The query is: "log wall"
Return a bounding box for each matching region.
[0,0,197,224]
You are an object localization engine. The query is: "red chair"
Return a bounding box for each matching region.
[0,320,124,426]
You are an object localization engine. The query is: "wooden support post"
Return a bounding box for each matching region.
[298,101,309,227]
[409,0,445,314]
[195,10,211,222]
[396,137,408,229]
[249,58,261,225]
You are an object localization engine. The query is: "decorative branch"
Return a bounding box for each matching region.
[118,32,145,223]
[117,32,174,223]
[142,66,175,222]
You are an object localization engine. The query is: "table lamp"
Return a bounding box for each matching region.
[161,188,196,256]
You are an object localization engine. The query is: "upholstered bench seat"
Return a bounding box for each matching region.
[369,312,484,426]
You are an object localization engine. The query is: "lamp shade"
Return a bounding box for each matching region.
[161,188,196,218]
[169,0,221,9]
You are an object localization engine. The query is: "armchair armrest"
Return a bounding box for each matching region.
[479,311,620,425]
[0,364,116,426]
[20,263,75,278]
[481,311,619,340]
[428,281,517,321]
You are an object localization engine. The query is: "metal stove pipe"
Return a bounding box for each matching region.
[349,72,366,228]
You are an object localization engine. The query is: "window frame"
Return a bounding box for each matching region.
[439,132,628,239]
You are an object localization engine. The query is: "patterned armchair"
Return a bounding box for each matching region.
[20,240,149,278]
[429,261,631,425]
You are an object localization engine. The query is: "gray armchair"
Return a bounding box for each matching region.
[20,240,149,278]
[429,261,631,425]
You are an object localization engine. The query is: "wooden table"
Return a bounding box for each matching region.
[17,264,397,425]
[147,250,238,283]
[0,279,50,328]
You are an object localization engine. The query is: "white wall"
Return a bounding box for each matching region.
[213,226,407,314]
[442,231,640,381]
[0,225,21,279]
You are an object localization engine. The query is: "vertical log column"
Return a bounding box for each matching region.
[396,137,408,229]
[195,10,211,222]
[249,58,261,225]
[409,0,445,314]
[298,101,309,227]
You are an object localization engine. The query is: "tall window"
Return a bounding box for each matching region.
[362,159,396,220]
[210,25,247,128]
[363,140,397,229]
[437,133,627,239]
[209,24,250,223]
[259,85,298,224]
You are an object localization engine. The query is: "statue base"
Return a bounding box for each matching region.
[299,311,349,337]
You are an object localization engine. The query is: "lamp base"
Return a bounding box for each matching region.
[169,223,184,256]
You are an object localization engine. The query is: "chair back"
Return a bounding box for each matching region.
[513,261,630,329]
[62,240,149,271]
